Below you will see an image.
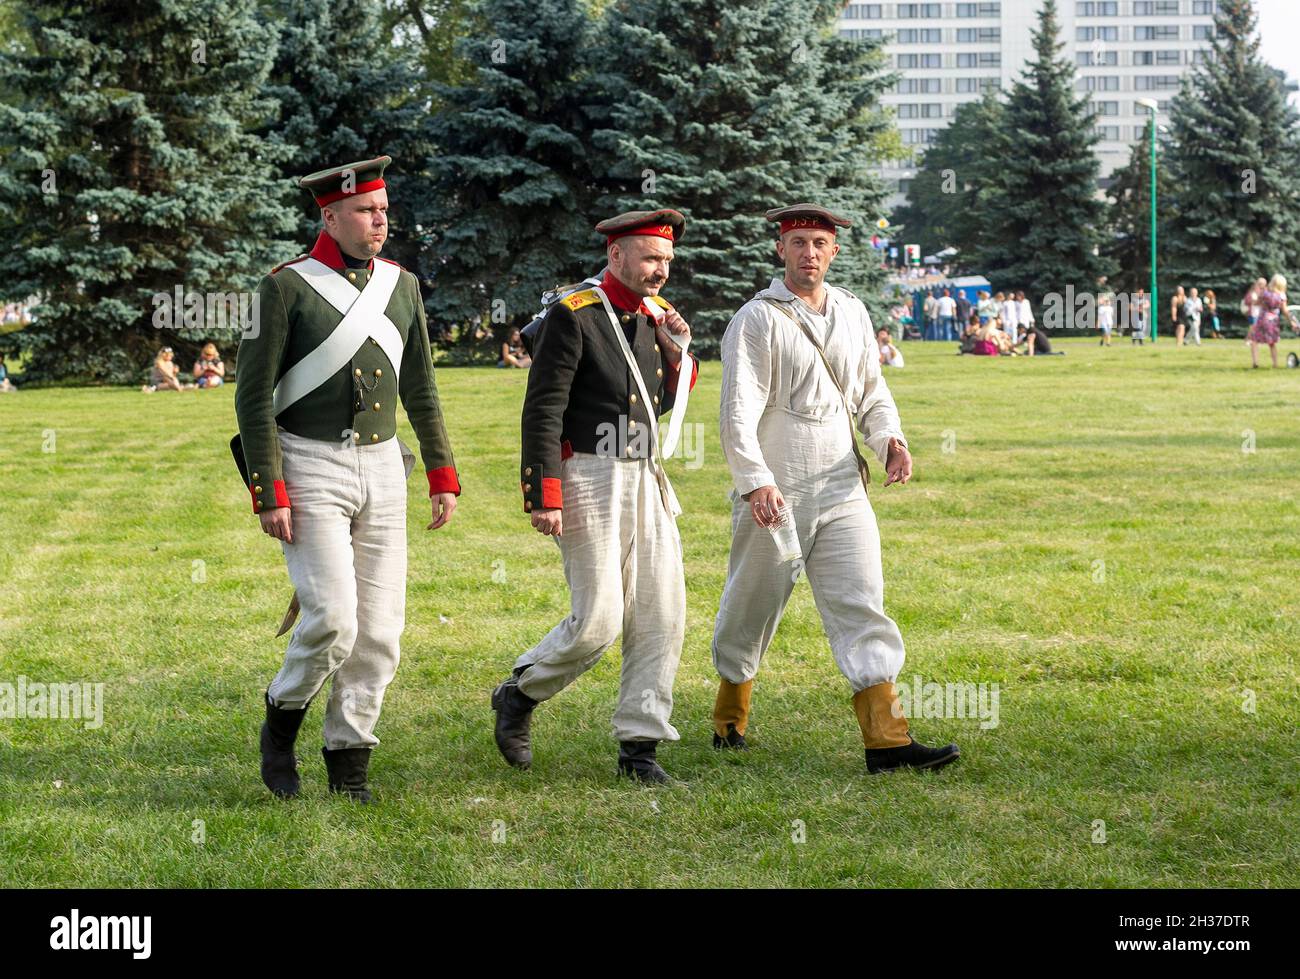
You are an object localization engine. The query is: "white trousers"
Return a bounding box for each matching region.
[712,411,906,692]
[515,452,685,742]
[267,429,408,750]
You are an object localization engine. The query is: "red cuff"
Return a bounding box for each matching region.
[427,466,461,496]
[250,479,290,513]
[542,477,562,509]
[665,356,699,395]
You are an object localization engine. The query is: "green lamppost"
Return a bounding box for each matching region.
[1137,98,1160,342]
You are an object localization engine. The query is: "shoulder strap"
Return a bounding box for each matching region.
[560,288,601,312]
[761,298,871,487]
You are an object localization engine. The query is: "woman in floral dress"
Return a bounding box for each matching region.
[1248,274,1297,369]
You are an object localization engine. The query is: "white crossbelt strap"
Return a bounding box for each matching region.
[272,258,404,415]
[595,287,682,518]
[639,301,694,458]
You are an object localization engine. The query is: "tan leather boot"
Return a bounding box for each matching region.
[854,682,959,774]
[712,678,753,749]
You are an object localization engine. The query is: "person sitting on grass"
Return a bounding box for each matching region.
[878,327,904,368]
[0,354,16,392]
[1016,323,1063,356]
[498,328,532,369]
[959,313,982,354]
[142,346,190,392]
[192,342,226,388]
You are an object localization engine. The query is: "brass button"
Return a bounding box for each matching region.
[524,501,533,512]
[373,402,381,411]
[251,472,259,480]
[352,432,360,442]
[524,467,533,477]
[254,485,263,494]
[621,314,631,324]
[354,368,362,377]
[628,420,636,430]
[347,271,357,282]
[629,394,637,404]
[656,368,663,378]
[370,433,379,442]
[371,337,378,346]
[625,446,635,457]
[653,395,660,405]
[254,501,262,511]
[374,369,382,378]
[654,344,660,352]
[524,483,532,492]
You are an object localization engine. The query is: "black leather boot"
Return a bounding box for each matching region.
[491,667,537,769]
[321,746,373,803]
[617,740,670,784]
[260,693,308,799]
[712,723,748,750]
[866,736,960,774]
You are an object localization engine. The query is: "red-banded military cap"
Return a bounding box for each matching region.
[299,155,392,207]
[596,208,686,246]
[764,203,853,236]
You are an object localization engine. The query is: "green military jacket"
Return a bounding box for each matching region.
[234,231,460,513]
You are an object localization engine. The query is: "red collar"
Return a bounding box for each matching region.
[600,270,646,313]
[310,231,373,273]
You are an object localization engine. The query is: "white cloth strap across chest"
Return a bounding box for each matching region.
[272,257,404,416]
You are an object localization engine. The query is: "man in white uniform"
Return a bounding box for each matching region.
[710,203,959,774]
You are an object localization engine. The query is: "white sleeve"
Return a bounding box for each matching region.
[719,305,777,496]
[854,305,906,465]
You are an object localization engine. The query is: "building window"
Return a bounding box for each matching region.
[1077,1,1119,14]
[902,128,941,146]
[897,78,943,94]
[1134,1,1181,14]
[1094,126,1121,141]
[1079,75,1120,91]
[1135,75,1181,90]
[956,52,1002,68]
[1192,0,1214,13]
[897,3,942,17]
[1192,25,1215,40]
[1077,27,1119,42]
[1191,49,1212,64]
[956,2,1001,16]
[897,103,943,119]
[896,28,943,44]
[1078,51,1119,66]
[955,27,1000,43]
[955,77,999,94]
[1135,26,1181,41]
[843,3,883,16]
[840,28,883,40]
[1093,100,1120,116]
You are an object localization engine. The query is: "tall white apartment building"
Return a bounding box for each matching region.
[838,1,1220,208]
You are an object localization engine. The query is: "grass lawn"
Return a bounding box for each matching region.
[1,336,1298,888]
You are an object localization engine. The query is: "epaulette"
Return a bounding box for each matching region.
[560,289,600,312]
[270,254,308,274]
[647,294,672,311]
[378,256,407,272]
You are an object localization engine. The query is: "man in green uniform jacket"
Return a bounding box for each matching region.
[235,155,460,803]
